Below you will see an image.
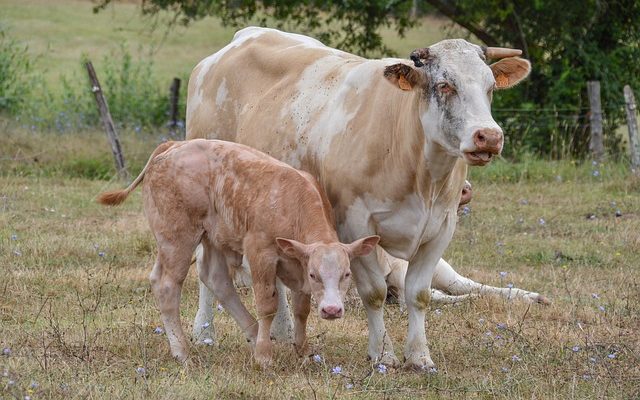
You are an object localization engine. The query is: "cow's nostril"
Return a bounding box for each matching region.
[476,132,486,143]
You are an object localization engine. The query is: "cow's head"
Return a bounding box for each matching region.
[384,40,530,166]
[276,236,379,319]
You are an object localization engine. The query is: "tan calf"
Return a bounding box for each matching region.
[98,139,378,367]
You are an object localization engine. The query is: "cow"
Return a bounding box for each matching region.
[97,139,379,368]
[186,27,537,370]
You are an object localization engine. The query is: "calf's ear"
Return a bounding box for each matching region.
[490,57,531,89]
[345,235,380,258]
[384,64,424,91]
[276,238,311,261]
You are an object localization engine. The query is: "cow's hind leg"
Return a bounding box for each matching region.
[150,244,194,362]
[193,244,216,344]
[432,258,550,304]
[198,244,258,344]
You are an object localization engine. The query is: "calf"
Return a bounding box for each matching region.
[98,139,378,367]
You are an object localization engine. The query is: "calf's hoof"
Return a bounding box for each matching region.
[254,355,273,370]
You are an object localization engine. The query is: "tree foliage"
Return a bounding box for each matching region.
[95,0,640,158]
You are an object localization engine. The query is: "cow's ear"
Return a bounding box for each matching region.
[384,64,424,91]
[276,237,311,261]
[489,57,531,89]
[344,235,380,258]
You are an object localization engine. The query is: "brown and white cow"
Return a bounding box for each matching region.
[97,139,378,367]
[186,27,536,370]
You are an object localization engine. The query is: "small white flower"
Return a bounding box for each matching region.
[11,234,18,240]
[202,338,214,345]
[461,206,470,215]
[331,366,342,374]
[506,283,514,289]
[217,304,224,312]
[136,366,146,375]
[2,347,11,356]
[427,367,437,374]
[202,322,210,329]
[8,379,15,386]
[511,355,521,362]
[598,305,605,312]
[345,383,354,389]
[499,271,508,278]
[153,327,164,334]
[591,293,600,299]
[572,346,580,352]
[538,218,546,225]
[434,309,442,316]
[607,353,616,359]
[478,318,485,324]
[98,251,105,257]
[13,250,22,256]
[376,364,387,373]
[501,366,509,373]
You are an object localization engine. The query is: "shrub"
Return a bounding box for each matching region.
[0,25,33,114]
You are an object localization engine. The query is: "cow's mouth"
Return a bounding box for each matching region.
[464,151,494,166]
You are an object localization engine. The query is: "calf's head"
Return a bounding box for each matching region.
[276,236,380,319]
[384,40,531,166]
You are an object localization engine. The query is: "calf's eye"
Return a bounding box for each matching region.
[344,272,351,278]
[309,273,316,280]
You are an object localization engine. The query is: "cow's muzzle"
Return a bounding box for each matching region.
[464,129,503,166]
[320,304,344,320]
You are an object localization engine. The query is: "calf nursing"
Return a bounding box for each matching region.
[97,139,378,367]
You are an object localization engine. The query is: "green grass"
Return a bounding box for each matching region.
[1,124,639,399]
[0,0,449,90]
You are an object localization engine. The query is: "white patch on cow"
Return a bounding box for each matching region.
[283,60,380,165]
[188,27,267,115]
[215,78,228,107]
[341,192,452,261]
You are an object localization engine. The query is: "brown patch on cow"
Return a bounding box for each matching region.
[414,289,431,310]
[383,63,424,91]
[364,286,387,308]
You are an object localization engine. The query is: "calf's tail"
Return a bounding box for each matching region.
[97,141,176,206]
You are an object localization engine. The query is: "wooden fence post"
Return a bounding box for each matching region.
[587,81,604,161]
[623,85,640,171]
[85,61,128,180]
[168,77,181,138]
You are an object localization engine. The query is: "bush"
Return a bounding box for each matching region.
[0,25,33,114]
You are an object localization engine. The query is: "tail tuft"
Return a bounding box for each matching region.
[97,189,129,206]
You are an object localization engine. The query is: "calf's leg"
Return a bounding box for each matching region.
[149,244,193,362]
[290,290,311,355]
[199,244,259,344]
[247,250,279,369]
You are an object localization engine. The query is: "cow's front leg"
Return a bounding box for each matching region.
[351,255,400,367]
[290,290,311,355]
[403,241,449,371]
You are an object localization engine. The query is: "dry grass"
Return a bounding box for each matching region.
[1,128,639,399]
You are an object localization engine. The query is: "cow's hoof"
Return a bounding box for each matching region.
[403,354,435,372]
[373,352,401,368]
[172,351,188,364]
[535,294,551,305]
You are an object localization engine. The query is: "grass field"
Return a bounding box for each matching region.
[1,123,639,399]
[1,0,450,89]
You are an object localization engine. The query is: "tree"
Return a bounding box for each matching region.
[95,0,640,158]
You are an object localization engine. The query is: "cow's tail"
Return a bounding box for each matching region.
[97,141,176,206]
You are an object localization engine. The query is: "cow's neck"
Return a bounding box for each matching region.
[390,90,463,205]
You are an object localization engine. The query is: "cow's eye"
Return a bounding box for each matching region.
[344,272,351,279]
[309,273,318,281]
[437,82,454,94]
